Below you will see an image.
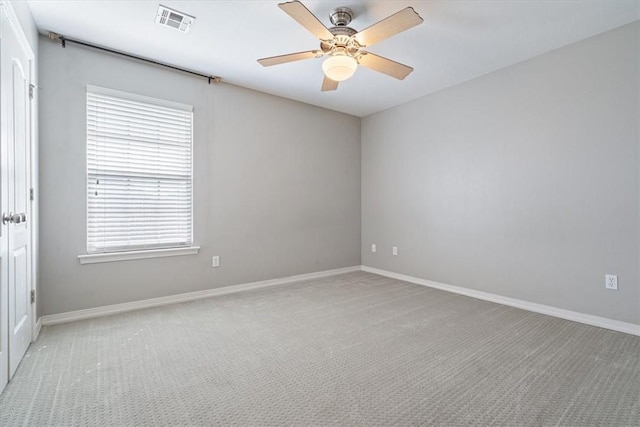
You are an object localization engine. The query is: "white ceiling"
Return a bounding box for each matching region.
[27,1,639,117]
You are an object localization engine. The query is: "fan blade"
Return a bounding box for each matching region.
[258,50,321,67]
[321,76,339,92]
[358,52,414,80]
[354,7,423,47]
[279,1,334,40]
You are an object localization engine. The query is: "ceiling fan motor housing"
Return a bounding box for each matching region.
[322,7,360,55]
[329,26,357,37]
[321,32,360,55]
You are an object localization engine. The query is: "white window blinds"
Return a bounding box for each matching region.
[86,86,193,253]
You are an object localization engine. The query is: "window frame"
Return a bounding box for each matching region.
[81,85,198,262]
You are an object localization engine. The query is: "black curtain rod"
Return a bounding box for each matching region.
[49,32,221,84]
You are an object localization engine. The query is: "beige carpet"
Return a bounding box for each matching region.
[1,271,639,426]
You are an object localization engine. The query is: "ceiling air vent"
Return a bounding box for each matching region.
[155,5,195,33]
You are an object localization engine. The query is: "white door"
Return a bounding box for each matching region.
[0,4,32,385]
[0,5,8,394]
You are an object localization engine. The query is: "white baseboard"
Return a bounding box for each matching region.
[362,266,640,337]
[41,266,361,326]
[33,317,42,341]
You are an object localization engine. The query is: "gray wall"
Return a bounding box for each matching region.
[362,22,640,325]
[9,1,38,53]
[38,36,361,316]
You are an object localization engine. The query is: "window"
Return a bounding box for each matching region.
[86,86,193,254]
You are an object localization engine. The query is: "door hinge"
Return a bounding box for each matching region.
[30,290,35,304]
[29,84,35,100]
[30,188,34,201]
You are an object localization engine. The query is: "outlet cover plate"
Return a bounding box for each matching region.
[605,274,618,290]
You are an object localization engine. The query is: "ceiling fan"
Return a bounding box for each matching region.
[257,1,424,91]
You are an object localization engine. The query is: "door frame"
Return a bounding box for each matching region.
[0,0,37,392]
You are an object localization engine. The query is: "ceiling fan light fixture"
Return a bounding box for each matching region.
[322,55,357,82]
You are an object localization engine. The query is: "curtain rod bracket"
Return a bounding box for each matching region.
[48,32,65,48]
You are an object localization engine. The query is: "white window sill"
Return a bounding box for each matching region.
[78,246,200,265]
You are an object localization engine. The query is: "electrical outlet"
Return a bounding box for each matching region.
[605,274,618,290]
[371,244,376,253]
[212,256,220,268]
[392,246,398,256]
